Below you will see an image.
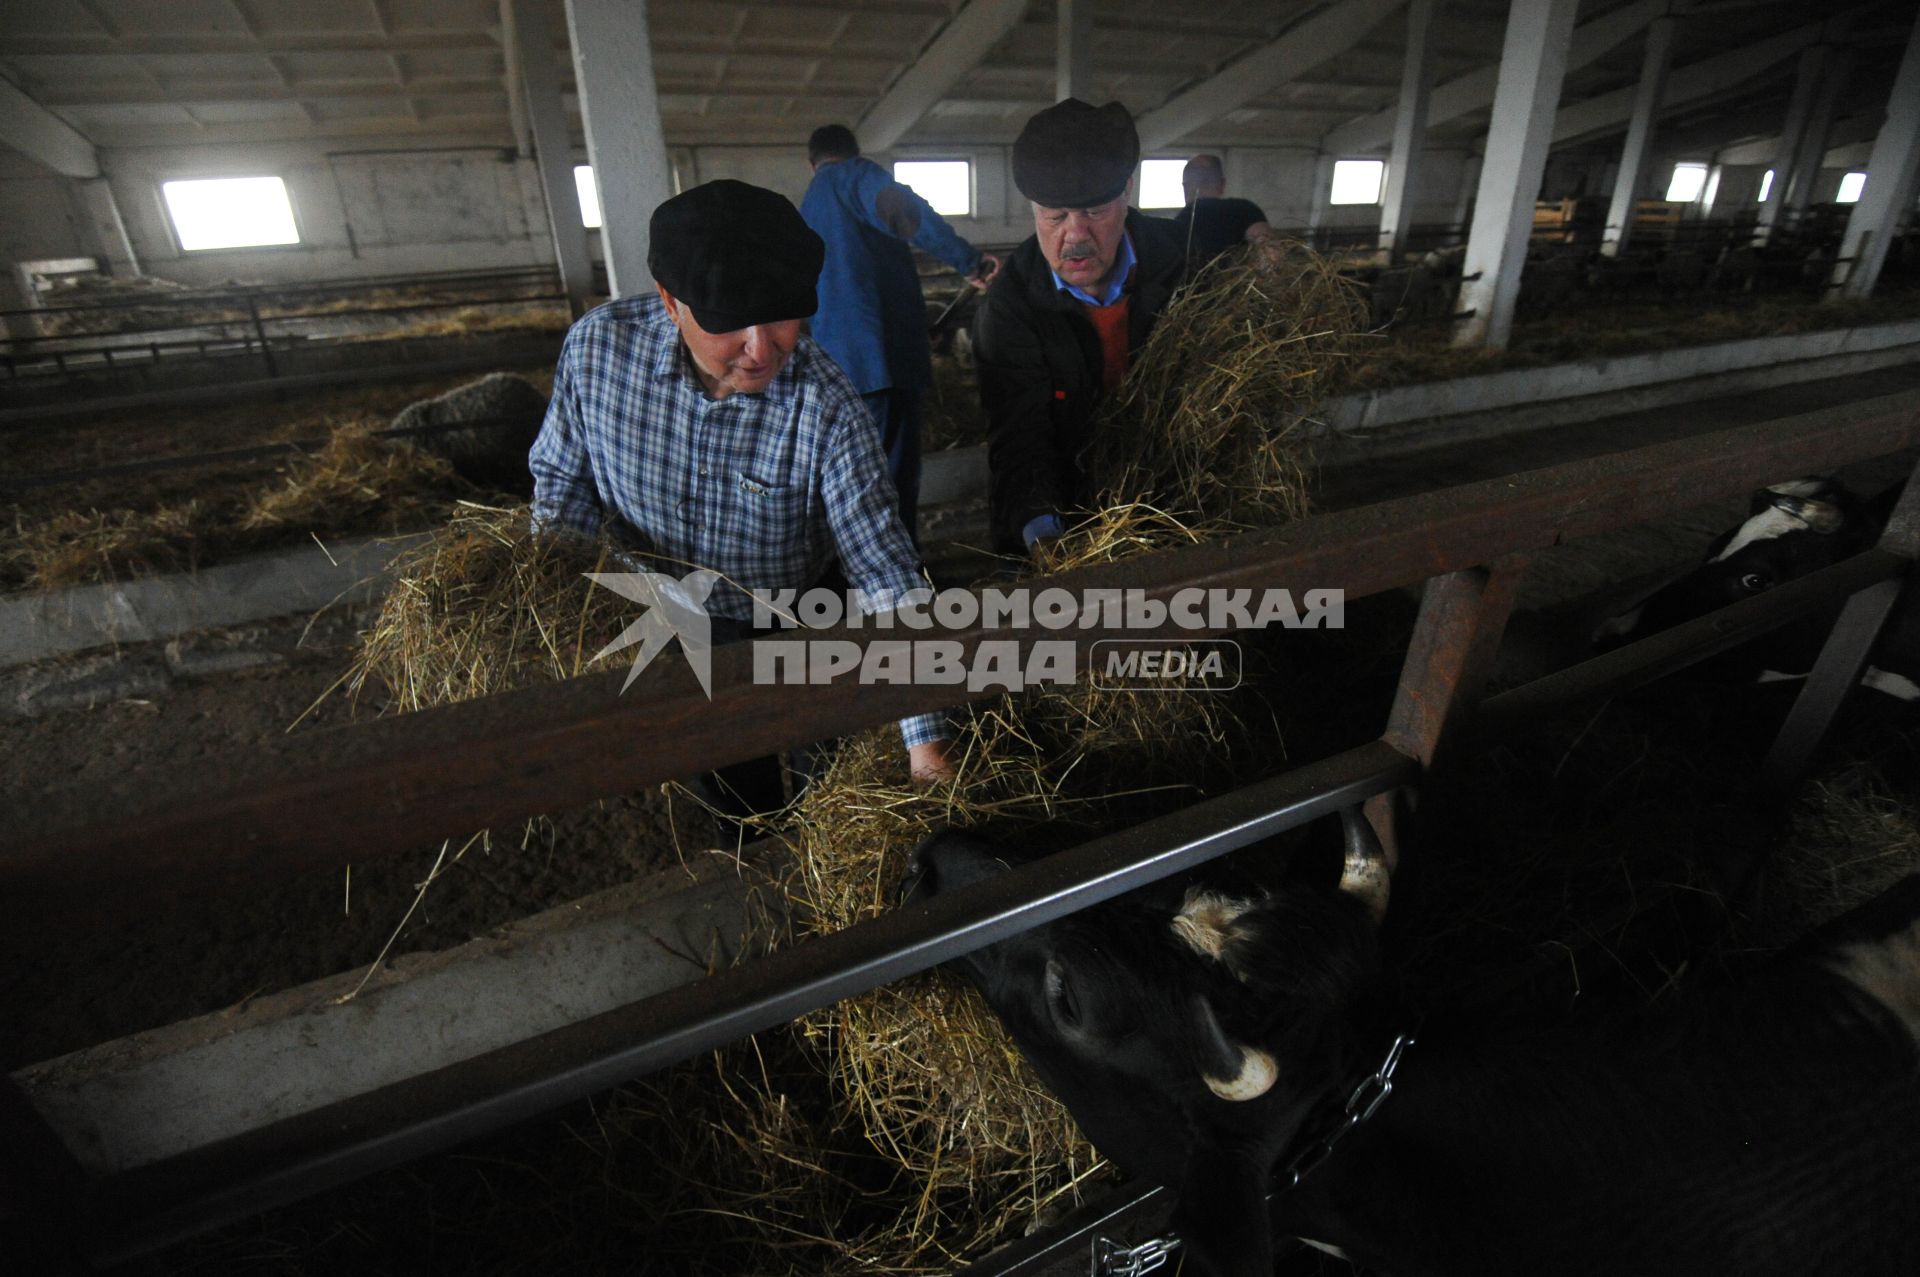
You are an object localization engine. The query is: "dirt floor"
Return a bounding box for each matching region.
[0,604,714,1071]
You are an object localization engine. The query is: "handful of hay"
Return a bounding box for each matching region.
[347,503,629,712]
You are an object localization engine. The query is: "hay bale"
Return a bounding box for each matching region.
[388,371,549,492]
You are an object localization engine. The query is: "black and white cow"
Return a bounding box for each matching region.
[905,822,1920,1277]
[1595,477,1918,703]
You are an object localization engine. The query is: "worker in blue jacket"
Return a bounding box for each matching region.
[800,124,1000,537]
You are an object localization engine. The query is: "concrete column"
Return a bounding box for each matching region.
[1783,47,1848,225]
[73,178,140,277]
[1307,153,1338,239]
[1056,0,1095,104]
[498,0,534,158]
[1599,15,1673,258]
[1378,0,1439,263]
[1452,0,1579,350]
[1451,151,1483,233]
[565,0,673,299]
[1754,43,1824,244]
[1829,14,1920,301]
[513,0,594,315]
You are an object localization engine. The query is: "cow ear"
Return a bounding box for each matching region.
[1172,1147,1275,1277]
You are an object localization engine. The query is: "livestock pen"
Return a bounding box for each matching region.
[5,389,1919,1274]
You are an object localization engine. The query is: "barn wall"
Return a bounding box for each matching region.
[0,138,1483,296]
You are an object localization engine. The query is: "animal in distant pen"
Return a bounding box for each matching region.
[388,371,548,493]
[904,819,1920,1277]
[1596,476,1918,704]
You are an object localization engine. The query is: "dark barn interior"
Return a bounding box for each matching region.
[2,2,1919,1274]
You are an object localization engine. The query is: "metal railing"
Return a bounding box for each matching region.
[5,389,1919,1268]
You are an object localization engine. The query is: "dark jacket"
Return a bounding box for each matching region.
[974,210,1188,551]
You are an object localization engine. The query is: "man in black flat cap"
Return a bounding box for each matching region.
[973,98,1188,556]
[530,179,954,809]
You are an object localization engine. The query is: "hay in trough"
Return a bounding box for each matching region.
[346,502,631,712]
[4,500,213,590]
[239,422,471,535]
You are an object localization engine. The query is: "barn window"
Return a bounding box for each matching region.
[1329,159,1385,206]
[893,160,972,216]
[1665,162,1708,202]
[1756,169,1774,202]
[1835,171,1867,203]
[1138,158,1187,209]
[574,165,603,229]
[160,177,300,251]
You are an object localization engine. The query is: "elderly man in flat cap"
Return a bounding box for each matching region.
[973,98,1187,556]
[530,179,953,815]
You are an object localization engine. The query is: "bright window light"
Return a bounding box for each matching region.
[893,160,971,216]
[1329,159,1385,206]
[1138,159,1187,209]
[1756,169,1774,202]
[1665,162,1708,202]
[1836,171,1867,203]
[161,176,299,251]
[574,165,603,228]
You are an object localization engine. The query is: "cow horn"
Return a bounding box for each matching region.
[1206,1044,1279,1102]
[1193,995,1278,1102]
[1337,805,1390,923]
[1767,490,1845,533]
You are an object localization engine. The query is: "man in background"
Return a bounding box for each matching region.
[1168,154,1278,264]
[801,124,999,538]
[972,99,1187,557]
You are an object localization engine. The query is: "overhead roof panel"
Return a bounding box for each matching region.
[3,0,110,39]
[186,99,313,124]
[378,0,503,34]
[235,0,384,37]
[92,0,262,38]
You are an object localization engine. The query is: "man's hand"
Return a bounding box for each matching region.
[909,738,957,787]
[969,253,1003,291]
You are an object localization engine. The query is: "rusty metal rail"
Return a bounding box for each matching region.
[5,387,1920,1268]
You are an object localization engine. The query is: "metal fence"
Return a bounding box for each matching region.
[5,389,1919,1270]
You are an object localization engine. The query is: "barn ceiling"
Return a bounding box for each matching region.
[0,0,1911,158]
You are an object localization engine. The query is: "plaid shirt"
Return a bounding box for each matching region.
[531,295,944,748]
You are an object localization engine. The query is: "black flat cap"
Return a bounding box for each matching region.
[648,179,825,332]
[1012,99,1140,208]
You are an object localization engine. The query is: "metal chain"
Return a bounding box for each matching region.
[1091,1233,1181,1277]
[1280,1032,1414,1189]
[1089,1033,1414,1275]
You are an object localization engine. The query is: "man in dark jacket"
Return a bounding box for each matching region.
[1169,153,1278,264]
[973,99,1187,555]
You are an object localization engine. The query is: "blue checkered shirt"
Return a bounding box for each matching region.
[530,295,944,748]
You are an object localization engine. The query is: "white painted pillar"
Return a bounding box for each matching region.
[1307,153,1338,240]
[1450,151,1482,233]
[1753,43,1824,244]
[1452,0,1579,350]
[1829,14,1920,301]
[1599,15,1673,258]
[498,0,534,159]
[73,178,139,276]
[1056,0,1095,104]
[513,0,594,315]
[1378,0,1438,263]
[565,0,672,299]
[1783,47,1847,225]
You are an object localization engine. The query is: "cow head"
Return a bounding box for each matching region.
[901,810,1388,1277]
[1595,478,1870,653]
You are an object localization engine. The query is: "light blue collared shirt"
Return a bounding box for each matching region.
[1048,231,1137,307]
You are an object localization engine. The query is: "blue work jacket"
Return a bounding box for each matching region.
[799,156,981,395]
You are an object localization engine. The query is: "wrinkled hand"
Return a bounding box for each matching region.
[969,253,1003,291]
[909,738,957,787]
